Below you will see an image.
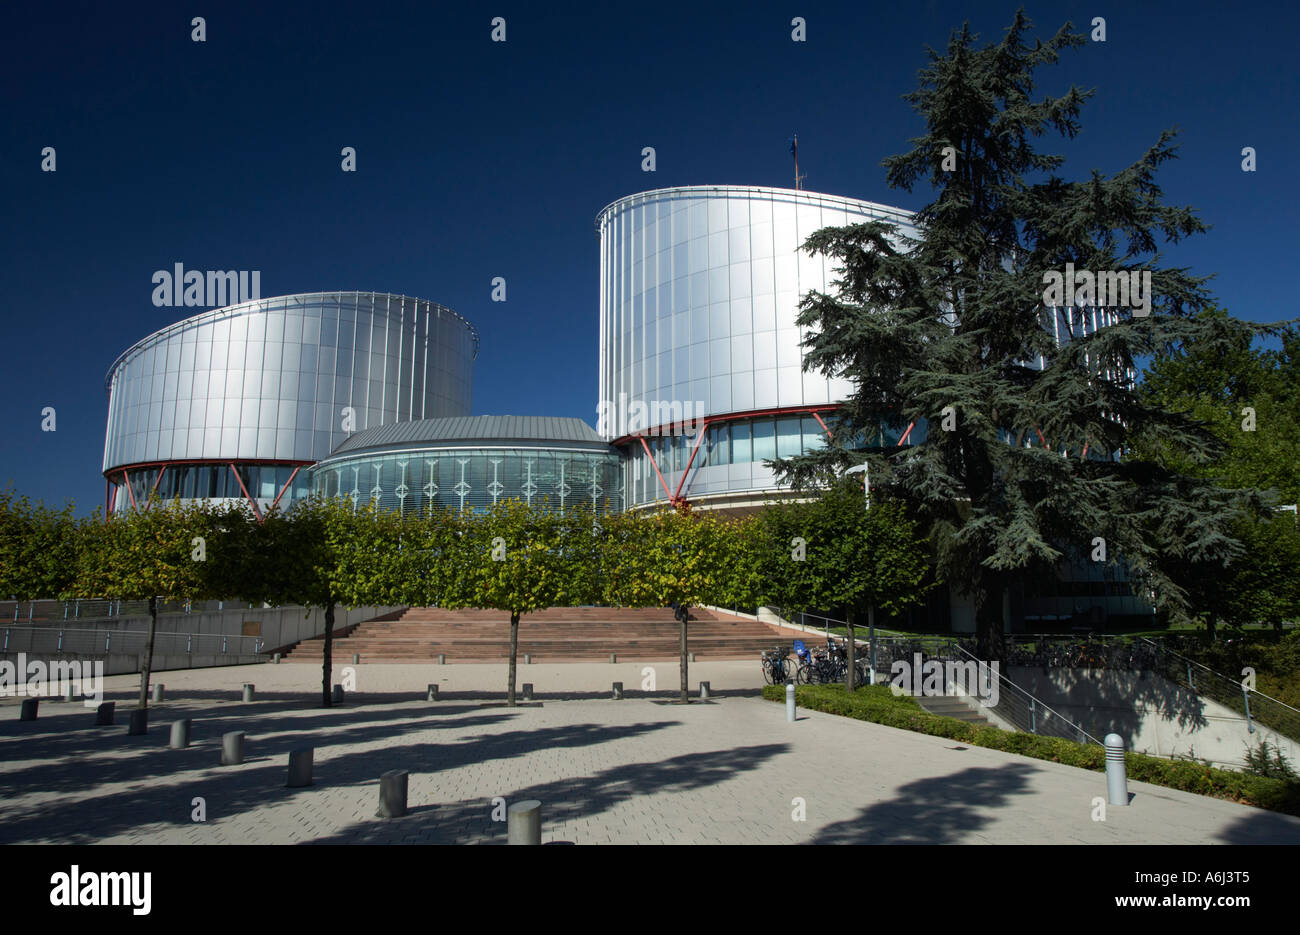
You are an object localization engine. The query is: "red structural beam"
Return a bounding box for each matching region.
[123,470,139,511]
[267,465,301,515]
[611,404,839,446]
[142,465,167,511]
[671,420,712,502]
[638,436,676,504]
[227,462,264,523]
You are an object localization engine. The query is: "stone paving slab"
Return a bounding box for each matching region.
[1,664,1297,845]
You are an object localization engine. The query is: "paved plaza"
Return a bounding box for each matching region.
[2,661,1298,845]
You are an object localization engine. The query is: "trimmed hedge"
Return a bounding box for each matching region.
[762,683,1300,817]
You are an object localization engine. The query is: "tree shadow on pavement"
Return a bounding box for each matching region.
[0,717,684,844]
[1213,809,1300,844]
[808,762,1039,844]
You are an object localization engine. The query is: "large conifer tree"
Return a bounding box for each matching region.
[774,12,1259,657]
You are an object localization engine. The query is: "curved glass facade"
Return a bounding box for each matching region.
[313,447,622,515]
[103,292,477,512]
[596,185,918,508]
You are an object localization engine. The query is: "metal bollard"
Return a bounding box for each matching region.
[20,699,37,721]
[610,653,617,664]
[786,682,796,722]
[128,708,148,735]
[95,702,115,726]
[376,769,408,818]
[690,652,696,663]
[332,685,345,703]
[152,683,163,703]
[221,731,245,765]
[64,684,77,703]
[521,683,533,701]
[427,684,439,701]
[699,681,710,699]
[438,654,446,665]
[352,653,360,665]
[507,799,542,845]
[612,682,623,700]
[286,749,314,788]
[170,719,191,749]
[273,653,281,664]
[524,653,531,665]
[242,684,254,702]
[1105,733,1129,806]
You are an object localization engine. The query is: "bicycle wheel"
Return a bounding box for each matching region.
[761,659,774,685]
[796,663,811,684]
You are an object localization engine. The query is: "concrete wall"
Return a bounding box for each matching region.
[1008,666,1300,772]
[0,604,403,675]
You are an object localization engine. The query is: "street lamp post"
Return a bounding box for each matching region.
[842,462,874,684]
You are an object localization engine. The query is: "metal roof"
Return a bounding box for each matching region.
[325,415,612,457]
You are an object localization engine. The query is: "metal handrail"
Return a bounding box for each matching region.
[952,643,1102,745]
[1,626,264,657]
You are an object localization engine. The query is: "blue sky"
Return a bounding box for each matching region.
[2,0,1296,514]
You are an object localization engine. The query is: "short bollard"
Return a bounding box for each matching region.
[786,682,796,722]
[286,749,314,788]
[273,653,281,664]
[524,653,531,665]
[690,652,696,663]
[522,683,533,701]
[128,708,148,735]
[612,682,623,700]
[1105,733,1129,806]
[699,681,710,700]
[376,769,408,818]
[332,685,345,703]
[221,731,245,766]
[169,719,191,749]
[242,684,254,702]
[64,685,77,703]
[95,702,115,726]
[20,699,38,721]
[507,800,542,845]
[352,653,360,665]
[152,683,163,703]
[427,684,439,701]
[438,654,446,665]
[609,653,617,664]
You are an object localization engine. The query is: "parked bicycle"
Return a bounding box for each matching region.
[761,645,798,684]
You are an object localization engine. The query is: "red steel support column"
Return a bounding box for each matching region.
[228,463,264,523]
[671,420,711,503]
[123,470,139,511]
[143,464,167,510]
[638,436,676,505]
[268,466,301,515]
[897,420,917,446]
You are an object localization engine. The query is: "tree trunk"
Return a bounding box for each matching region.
[138,595,158,709]
[1206,611,1217,643]
[322,599,335,708]
[845,607,857,692]
[679,606,689,703]
[507,612,520,706]
[975,576,1007,665]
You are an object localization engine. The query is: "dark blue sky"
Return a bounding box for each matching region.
[2,1,1296,514]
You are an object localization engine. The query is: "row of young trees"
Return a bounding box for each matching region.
[0,484,933,709]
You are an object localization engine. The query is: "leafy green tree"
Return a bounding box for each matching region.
[757,483,933,687]
[600,507,732,702]
[772,11,1256,657]
[0,489,80,607]
[262,495,363,708]
[446,500,599,706]
[73,502,207,709]
[1136,314,1300,634]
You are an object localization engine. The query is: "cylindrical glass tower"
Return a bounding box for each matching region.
[596,185,917,510]
[103,291,478,513]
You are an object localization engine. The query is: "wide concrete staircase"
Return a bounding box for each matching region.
[283,606,790,663]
